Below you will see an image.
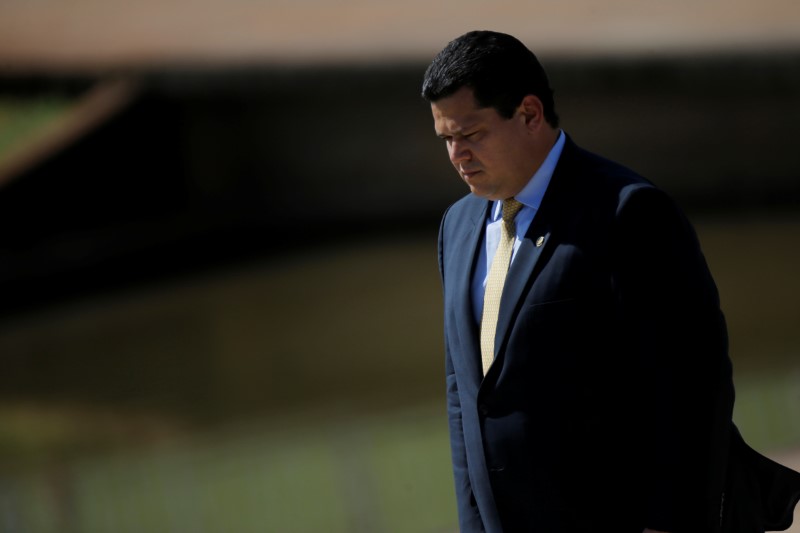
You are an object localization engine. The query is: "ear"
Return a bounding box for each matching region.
[518,94,545,131]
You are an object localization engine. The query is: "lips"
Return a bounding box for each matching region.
[461,168,481,179]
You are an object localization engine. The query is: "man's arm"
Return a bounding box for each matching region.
[613,186,733,532]
[439,209,484,531]
[445,347,484,531]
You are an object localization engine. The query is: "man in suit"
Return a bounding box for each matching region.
[422,30,800,533]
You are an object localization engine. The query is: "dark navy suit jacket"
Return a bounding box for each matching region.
[438,136,800,532]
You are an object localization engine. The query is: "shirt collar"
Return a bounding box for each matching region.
[491,129,566,220]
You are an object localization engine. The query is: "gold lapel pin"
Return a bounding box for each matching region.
[535,236,545,247]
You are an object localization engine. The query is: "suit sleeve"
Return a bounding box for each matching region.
[613,186,734,532]
[439,208,485,532]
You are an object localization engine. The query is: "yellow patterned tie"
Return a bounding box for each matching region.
[480,198,524,375]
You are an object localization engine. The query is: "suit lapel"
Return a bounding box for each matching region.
[451,199,490,386]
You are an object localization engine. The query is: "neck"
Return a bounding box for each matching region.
[515,127,559,194]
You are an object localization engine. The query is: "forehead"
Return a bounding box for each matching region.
[431,87,499,134]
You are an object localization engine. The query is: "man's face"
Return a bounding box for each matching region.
[431,86,536,201]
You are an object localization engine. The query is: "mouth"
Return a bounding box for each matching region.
[461,169,481,180]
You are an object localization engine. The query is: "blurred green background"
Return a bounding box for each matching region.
[0,222,797,532]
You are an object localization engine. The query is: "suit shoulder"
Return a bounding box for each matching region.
[562,140,671,211]
[572,143,654,192]
[441,193,486,227]
[447,192,485,214]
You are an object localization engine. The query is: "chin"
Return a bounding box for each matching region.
[466,184,485,197]
[464,181,489,198]
[470,189,499,201]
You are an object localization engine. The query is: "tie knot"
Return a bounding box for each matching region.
[502,198,524,224]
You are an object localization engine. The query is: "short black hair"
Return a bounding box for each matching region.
[421,30,559,128]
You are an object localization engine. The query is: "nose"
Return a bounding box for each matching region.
[448,139,470,165]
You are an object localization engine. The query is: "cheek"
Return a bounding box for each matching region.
[471,147,490,167]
